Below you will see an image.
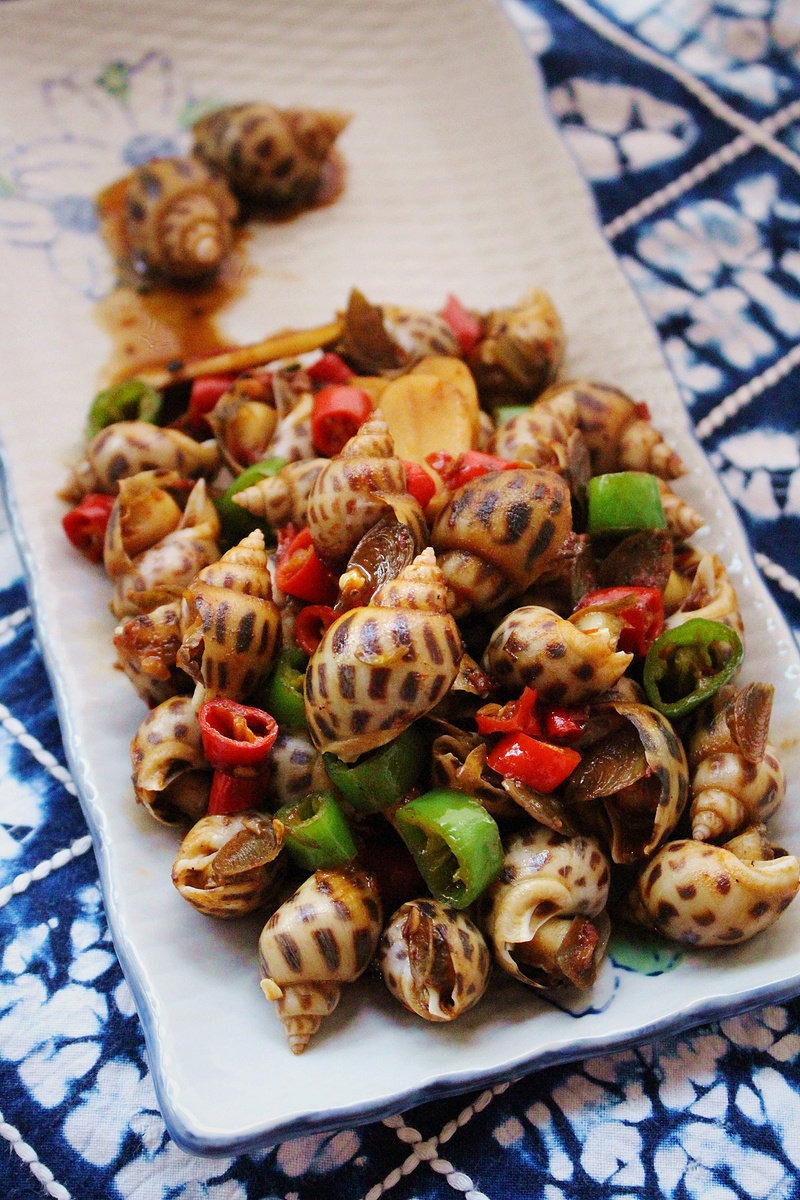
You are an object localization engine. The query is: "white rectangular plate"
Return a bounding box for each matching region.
[1,0,799,1157]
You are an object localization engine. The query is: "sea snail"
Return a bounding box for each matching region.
[123,155,238,283]
[483,604,633,705]
[192,102,350,209]
[304,547,463,762]
[172,811,285,918]
[431,467,572,617]
[466,288,565,399]
[620,830,800,946]
[64,421,220,500]
[130,695,211,825]
[688,682,785,843]
[482,824,612,990]
[113,599,187,708]
[379,899,491,1022]
[258,866,382,1054]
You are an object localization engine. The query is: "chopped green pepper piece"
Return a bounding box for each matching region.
[275,790,357,871]
[587,471,666,534]
[260,651,307,729]
[87,379,163,439]
[394,788,504,909]
[213,456,286,547]
[322,725,427,815]
[643,617,744,718]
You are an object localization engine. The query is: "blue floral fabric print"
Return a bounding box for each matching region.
[4,2,800,1198]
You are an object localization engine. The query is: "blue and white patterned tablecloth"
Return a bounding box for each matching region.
[4,1,800,1197]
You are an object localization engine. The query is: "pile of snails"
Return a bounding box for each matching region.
[61,281,800,1056]
[106,100,350,285]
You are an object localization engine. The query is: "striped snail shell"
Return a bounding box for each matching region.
[113,599,187,708]
[483,604,633,705]
[664,548,744,638]
[379,899,491,1022]
[123,155,238,283]
[264,393,316,464]
[233,457,327,528]
[481,825,612,990]
[688,682,785,842]
[103,472,221,617]
[304,547,463,762]
[178,528,280,708]
[656,480,704,540]
[306,412,419,567]
[620,830,800,946]
[431,467,572,617]
[268,728,329,806]
[466,288,565,399]
[172,811,286,918]
[564,700,689,863]
[130,695,211,825]
[207,371,279,476]
[64,421,220,500]
[192,102,350,208]
[258,866,382,1054]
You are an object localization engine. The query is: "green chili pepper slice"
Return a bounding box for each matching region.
[213,456,286,547]
[322,724,427,815]
[492,403,531,428]
[643,617,744,718]
[393,788,504,909]
[260,651,308,729]
[587,471,666,534]
[87,379,163,439]
[275,790,357,871]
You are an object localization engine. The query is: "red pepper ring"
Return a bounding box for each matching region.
[486,732,581,794]
[198,698,278,774]
[207,770,268,816]
[62,493,115,563]
[310,384,373,457]
[274,526,340,605]
[294,603,337,657]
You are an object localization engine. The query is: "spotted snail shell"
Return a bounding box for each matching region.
[338,288,460,375]
[233,457,327,528]
[564,700,689,864]
[537,380,685,479]
[103,472,220,618]
[304,547,463,762]
[620,832,800,946]
[431,467,572,617]
[192,102,350,208]
[688,683,785,842]
[379,899,491,1022]
[172,811,285,918]
[130,695,211,825]
[178,528,280,708]
[466,288,565,399]
[268,728,329,806]
[123,155,238,282]
[64,421,220,501]
[656,480,705,540]
[664,548,744,637]
[258,866,382,1054]
[306,413,424,567]
[113,599,187,708]
[482,825,612,990]
[483,604,633,705]
[487,388,577,472]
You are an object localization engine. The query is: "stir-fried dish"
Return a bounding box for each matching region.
[60,114,799,1056]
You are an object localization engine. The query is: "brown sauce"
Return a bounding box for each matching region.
[94,150,346,388]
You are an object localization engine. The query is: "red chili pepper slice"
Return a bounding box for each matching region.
[198,698,278,773]
[207,770,268,815]
[486,732,581,793]
[274,526,339,604]
[310,384,373,456]
[62,493,115,563]
[476,686,541,737]
[425,448,521,492]
[440,293,483,356]
[401,461,437,509]
[187,374,236,428]
[306,352,355,385]
[543,705,589,742]
[294,603,337,657]
[575,586,665,656]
